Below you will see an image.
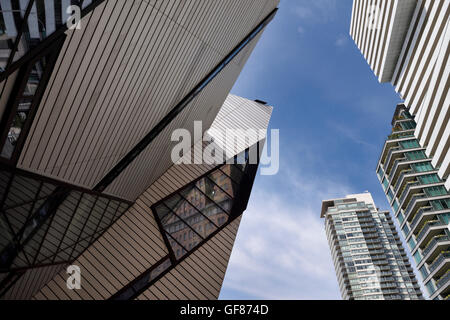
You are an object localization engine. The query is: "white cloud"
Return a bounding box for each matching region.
[220,156,354,300]
[335,33,348,47]
[293,0,338,24]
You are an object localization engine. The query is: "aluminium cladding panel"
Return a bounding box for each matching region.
[349,0,417,83]
[206,94,272,160]
[1,264,67,300]
[390,0,450,182]
[31,152,228,300]
[135,216,242,300]
[102,32,265,201]
[17,0,279,191]
[394,0,449,115]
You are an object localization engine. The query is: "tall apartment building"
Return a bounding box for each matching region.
[321,193,423,300]
[0,0,279,299]
[350,0,449,300]
[377,105,450,300]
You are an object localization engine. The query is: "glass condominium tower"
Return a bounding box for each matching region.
[321,193,423,300]
[377,105,450,300]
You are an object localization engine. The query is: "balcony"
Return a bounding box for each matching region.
[380,277,395,283]
[416,220,447,244]
[399,181,420,206]
[423,235,450,258]
[362,228,377,233]
[429,251,450,274]
[383,146,400,167]
[404,193,427,220]
[394,169,413,193]
[410,206,434,232]
[388,157,407,181]
[382,289,399,294]
[374,260,389,266]
[436,271,450,289]
[387,131,415,141]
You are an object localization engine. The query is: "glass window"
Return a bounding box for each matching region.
[439,213,450,224]
[431,199,450,211]
[402,224,410,238]
[419,174,441,185]
[419,265,428,279]
[425,280,436,296]
[413,251,422,264]
[377,166,384,179]
[400,121,416,130]
[382,178,389,191]
[424,186,448,197]
[398,211,404,224]
[405,150,426,161]
[400,140,420,150]
[412,162,433,173]
[408,237,416,251]
[393,200,399,213]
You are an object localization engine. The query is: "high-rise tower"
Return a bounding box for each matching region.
[377,105,450,300]
[349,0,450,300]
[321,192,423,300]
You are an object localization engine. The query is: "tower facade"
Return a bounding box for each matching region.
[321,193,423,300]
[0,0,279,299]
[377,105,450,300]
[350,0,450,299]
[350,0,450,188]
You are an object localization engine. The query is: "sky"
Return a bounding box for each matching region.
[219,0,422,300]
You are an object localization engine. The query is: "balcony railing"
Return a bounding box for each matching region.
[423,236,450,257]
[384,147,400,168]
[388,157,407,181]
[410,206,434,231]
[416,221,445,243]
[399,181,420,205]
[436,271,450,289]
[429,251,450,274]
[404,193,426,219]
[388,132,415,141]
[394,169,413,193]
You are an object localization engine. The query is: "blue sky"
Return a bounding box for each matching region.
[219,0,420,300]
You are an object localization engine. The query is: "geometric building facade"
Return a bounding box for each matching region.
[0,0,280,299]
[321,193,423,300]
[376,105,450,300]
[350,0,450,188]
[350,0,449,300]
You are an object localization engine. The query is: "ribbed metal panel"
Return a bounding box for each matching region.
[136,217,241,300]
[30,90,273,299]
[350,0,417,82]
[102,34,265,201]
[2,263,66,300]
[17,0,279,193]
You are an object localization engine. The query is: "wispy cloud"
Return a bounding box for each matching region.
[335,33,348,47]
[220,152,354,300]
[293,0,338,24]
[329,122,378,150]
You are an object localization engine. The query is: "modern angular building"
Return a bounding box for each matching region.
[376,105,450,300]
[350,0,450,299]
[0,0,279,300]
[321,192,423,300]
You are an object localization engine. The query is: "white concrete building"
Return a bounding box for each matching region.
[350,0,450,189]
